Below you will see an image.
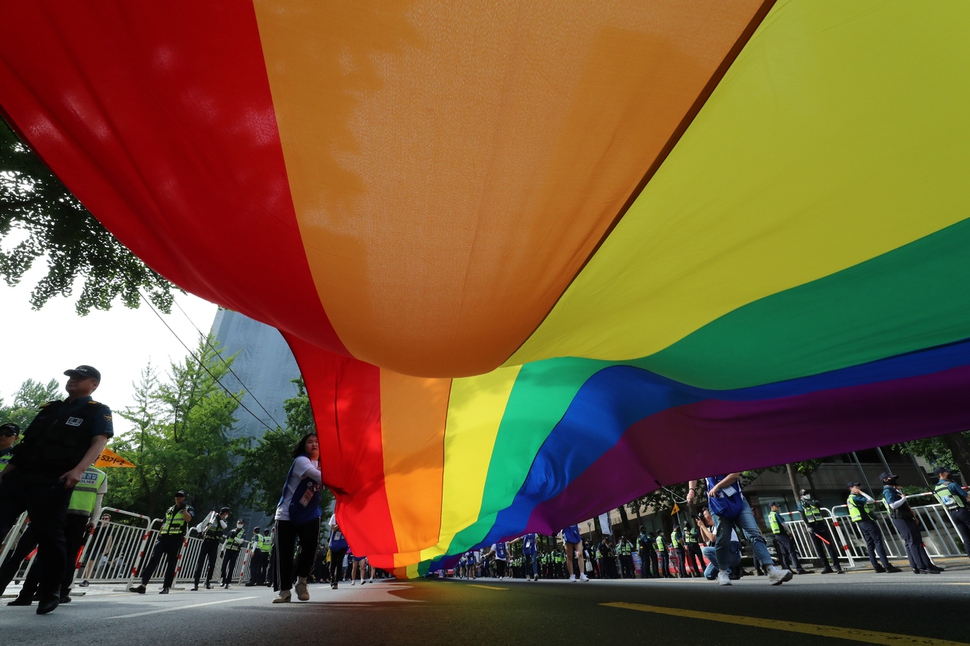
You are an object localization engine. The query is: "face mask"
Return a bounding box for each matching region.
[801,494,811,500]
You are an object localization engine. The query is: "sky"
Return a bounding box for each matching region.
[0,260,219,436]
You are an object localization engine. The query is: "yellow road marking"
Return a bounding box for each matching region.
[468,584,508,591]
[602,602,968,646]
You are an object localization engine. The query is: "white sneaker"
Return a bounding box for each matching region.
[295,580,309,601]
[272,590,291,603]
[717,571,732,586]
[351,580,356,586]
[767,565,793,586]
[579,573,589,582]
[569,574,576,581]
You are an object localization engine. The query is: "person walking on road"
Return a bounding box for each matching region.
[0,365,113,615]
[272,433,324,603]
[130,490,194,594]
[931,466,970,561]
[846,481,902,574]
[797,490,843,574]
[561,524,589,582]
[687,474,793,587]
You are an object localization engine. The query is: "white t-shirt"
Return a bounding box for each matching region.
[274,455,322,521]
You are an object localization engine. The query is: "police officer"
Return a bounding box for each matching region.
[880,472,941,574]
[192,506,230,590]
[0,422,20,468]
[636,526,653,578]
[670,525,687,578]
[221,518,246,587]
[797,489,843,573]
[7,465,108,605]
[846,481,901,573]
[684,522,704,578]
[655,529,671,578]
[768,502,808,574]
[0,365,113,615]
[130,490,194,594]
[617,536,634,578]
[246,526,268,586]
[931,466,970,561]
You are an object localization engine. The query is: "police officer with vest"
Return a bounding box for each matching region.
[655,529,671,578]
[670,525,687,578]
[192,506,230,590]
[0,365,113,615]
[246,526,268,586]
[846,481,901,573]
[797,489,843,573]
[768,502,808,574]
[684,522,704,578]
[130,490,194,594]
[617,536,634,578]
[931,466,970,561]
[221,518,246,588]
[7,465,108,605]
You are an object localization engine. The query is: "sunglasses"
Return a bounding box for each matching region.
[1,431,18,437]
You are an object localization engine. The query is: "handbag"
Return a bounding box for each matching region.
[706,476,745,519]
[279,461,323,526]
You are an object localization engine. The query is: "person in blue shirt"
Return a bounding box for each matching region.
[688,474,793,587]
[931,466,970,561]
[560,524,588,581]
[881,472,941,575]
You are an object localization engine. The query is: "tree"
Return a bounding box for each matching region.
[105,337,244,518]
[1,117,177,315]
[896,431,970,485]
[234,378,334,517]
[0,377,61,428]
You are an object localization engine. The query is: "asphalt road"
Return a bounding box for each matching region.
[3,564,969,646]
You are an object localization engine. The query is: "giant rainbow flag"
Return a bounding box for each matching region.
[2,1,969,575]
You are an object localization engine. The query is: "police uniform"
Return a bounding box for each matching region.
[221,523,246,587]
[0,392,112,609]
[846,482,899,573]
[670,527,687,577]
[881,474,938,574]
[655,531,671,578]
[135,495,194,592]
[193,509,229,589]
[798,493,843,573]
[768,505,806,574]
[10,466,108,604]
[932,469,970,560]
[684,526,705,577]
[618,537,634,578]
[636,530,654,578]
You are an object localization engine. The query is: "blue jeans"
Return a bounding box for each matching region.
[714,498,773,575]
[702,542,741,579]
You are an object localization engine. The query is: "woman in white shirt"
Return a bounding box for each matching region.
[272,433,323,603]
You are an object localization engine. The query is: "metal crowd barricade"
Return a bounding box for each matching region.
[779,491,969,568]
[0,511,29,571]
[73,507,153,586]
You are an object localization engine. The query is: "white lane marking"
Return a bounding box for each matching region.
[106,596,258,619]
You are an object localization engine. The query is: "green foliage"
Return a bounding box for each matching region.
[234,377,334,516]
[0,117,176,315]
[105,337,244,518]
[896,431,970,484]
[0,377,62,429]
